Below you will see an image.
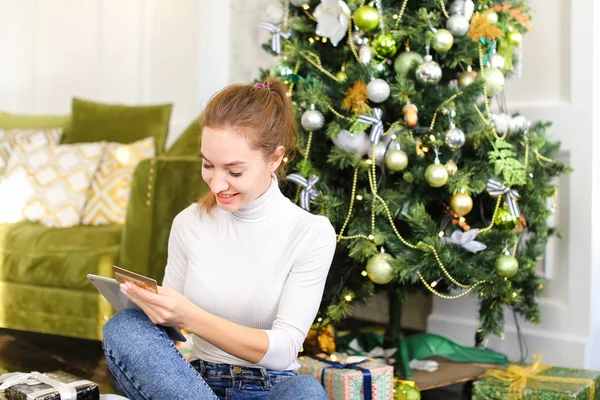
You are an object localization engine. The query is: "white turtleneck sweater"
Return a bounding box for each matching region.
[162,178,337,371]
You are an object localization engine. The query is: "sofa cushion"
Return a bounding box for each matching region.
[0,222,121,290]
[82,137,156,225]
[164,116,201,157]
[0,112,71,131]
[0,128,63,178]
[63,98,172,155]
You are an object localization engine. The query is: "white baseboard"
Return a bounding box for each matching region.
[427,313,590,368]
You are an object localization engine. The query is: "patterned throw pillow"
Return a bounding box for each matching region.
[82,137,155,225]
[0,129,63,178]
[0,141,105,227]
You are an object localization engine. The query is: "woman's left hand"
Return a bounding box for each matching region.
[120,282,196,329]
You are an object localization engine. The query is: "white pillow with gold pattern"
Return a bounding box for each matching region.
[0,141,105,227]
[0,129,63,178]
[82,137,155,225]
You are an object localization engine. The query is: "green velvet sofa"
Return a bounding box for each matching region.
[0,109,207,340]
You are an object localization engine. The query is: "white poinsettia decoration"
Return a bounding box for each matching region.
[442,228,487,253]
[313,0,351,46]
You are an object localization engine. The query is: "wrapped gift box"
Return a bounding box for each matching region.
[298,353,394,400]
[0,371,99,400]
[473,364,600,400]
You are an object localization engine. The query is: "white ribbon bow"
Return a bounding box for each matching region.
[0,371,93,400]
[287,173,319,212]
[487,178,521,217]
[347,338,398,365]
[259,22,291,54]
[358,108,384,144]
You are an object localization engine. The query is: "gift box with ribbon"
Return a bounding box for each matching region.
[298,353,394,400]
[472,353,600,400]
[0,371,99,400]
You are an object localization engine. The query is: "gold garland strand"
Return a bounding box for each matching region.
[302,7,318,22]
[429,91,465,131]
[326,104,354,121]
[288,47,340,82]
[440,0,450,19]
[337,166,361,241]
[534,148,553,167]
[474,103,506,140]
[418,272,485,299]
[479,196,502,234]
[294,130,314,204]
[347,20,361,63]
[394,0,410,29]
[287,61,301,97]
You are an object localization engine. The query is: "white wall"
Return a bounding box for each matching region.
[427,0,600,369]
[0,0,231,149]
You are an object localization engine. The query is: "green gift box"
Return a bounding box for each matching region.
[473,360,600,400]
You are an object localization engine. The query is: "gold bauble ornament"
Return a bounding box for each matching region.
[445,160,458,176]
[385,149,409,172]
[450,192,473,217]
[458,70,478,88]
[425,161,448,187]
[366,252,395,284]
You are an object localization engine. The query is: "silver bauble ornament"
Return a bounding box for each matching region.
[415,55,442,85]
[483,67,505,96]
[445,125,466,149]
[263,1,285,23]
[359,44,374,64]
[366,78,390,103]
[394,51,424,77]
[448,0,474,20]
[331,130,370,158]
[366,252,395,284]
[490,53,505,70]
[290,0,305,6]
[446,14,470,37]
[301,106,325,131]
[385,149,408,171]
[367,142,387,165]
[432,29,454,53]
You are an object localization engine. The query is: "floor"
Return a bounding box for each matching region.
[0,328,471,399]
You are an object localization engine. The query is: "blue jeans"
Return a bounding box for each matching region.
[102,309,329,400]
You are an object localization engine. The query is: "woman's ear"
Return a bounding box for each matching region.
[270,145,286,172]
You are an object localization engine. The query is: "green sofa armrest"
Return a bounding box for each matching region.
[119,156,208,283]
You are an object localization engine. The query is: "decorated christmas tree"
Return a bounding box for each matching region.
[258,0,568,351]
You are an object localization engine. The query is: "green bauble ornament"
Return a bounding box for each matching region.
[482,67,505,96]
[372,33,397,58]
[354,6,380,32]
[385,149,408,172]
[396,382,421,400]
[394,51,424,76]
[432,29,454,53]
[506,30,523,46]
[336,71,348,83]
[493,206,519,230]
[495,254,519,278]
[366,252,395,284]
[425,162,449,187]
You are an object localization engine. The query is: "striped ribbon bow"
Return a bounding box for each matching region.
[259,22,291,54]
[288,173,319,212]
[358,108,384,144]
[487,178,521,217]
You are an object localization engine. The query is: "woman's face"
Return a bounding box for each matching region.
[200,127,284,212]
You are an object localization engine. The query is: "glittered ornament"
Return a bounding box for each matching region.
[415,55,442,85]
[444,124,466,149]
[450,192,473,217]
[359,44,374,64]
[366,78,390,103]
[493,206,519,230]
[446,14,470,37]
[482,67,505,96]
[372,33,397,58]
[506,30,523,46]
[458,70,478,88]
[301,105,325,131]
[385,149,409,172]
[366,251,395,284]
[403,103,418,128]
[490,53,505,70]
[394,51,424,77]
[331,129,370,158]
[432,29,454,53]
[425,158,449,187]
[353,5,379,32]
[495,254,519,278]
[445,160,458,176]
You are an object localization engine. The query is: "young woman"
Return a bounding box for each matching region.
[102,78,336,400]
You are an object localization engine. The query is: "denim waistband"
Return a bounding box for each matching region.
[190,359,296,391]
